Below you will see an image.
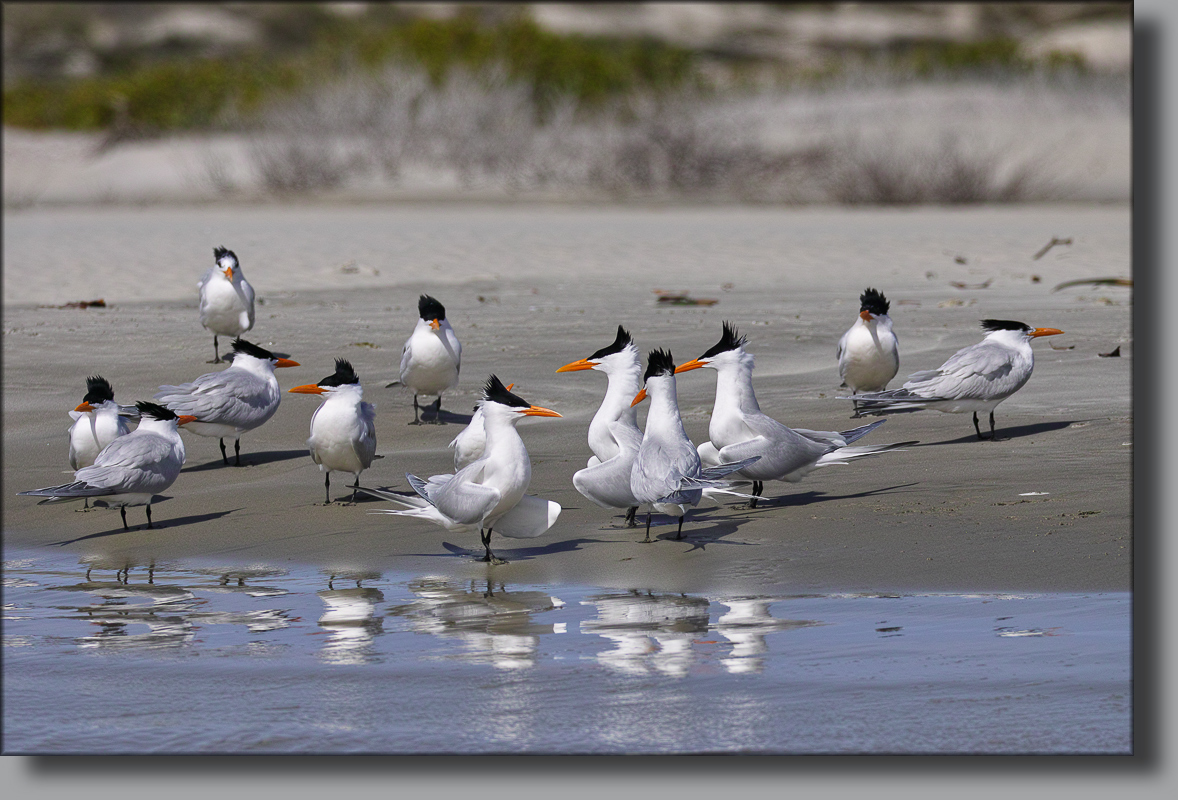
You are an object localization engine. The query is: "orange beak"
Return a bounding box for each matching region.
[506,383,515,391]
[288,384,325,395]
[74,401,94,413]
[674,358,707,374]
[223,266,234,280]
[429,319,441,331]
[274,358,300,368]
[860,309,872,321]
[631,388,648,407]
[1030,327,1064,338]
[177,415,198,426]
[520,405,561,418]
[556,358,598,373]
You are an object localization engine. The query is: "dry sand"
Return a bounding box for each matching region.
[2,202,1131,593]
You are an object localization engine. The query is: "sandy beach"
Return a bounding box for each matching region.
[2,202,1131,594]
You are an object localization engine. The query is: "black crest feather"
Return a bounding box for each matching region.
[82,375,115,404]
[482,375,529,408]
[644,349,676,382]
[136,401,179,421]
[700,321,746,359]
[860,288,890,316]
[214,246,237,264]
[231,338,277,360]
[588,325,634,361]
[418,294,446,322]
[980,319,1031,333]
[319,358,360,387]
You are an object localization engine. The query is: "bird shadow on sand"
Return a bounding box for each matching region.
[49,508,242,545]
[912,420,1079,446]
[734,482,922,510]
[416,407,474,425]
[431,536,610,562]
[181,449,308,472]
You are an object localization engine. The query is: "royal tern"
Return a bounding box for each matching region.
[844,319,1065,440]
[19,401,195,530]
[289,358,377,504]
[155,338,299,465]
[449,384,513,469]
[398,294,462,424]
[68,376,135,508]
[836,287,899,393]
[68,376,133,471]
[556,325,644,526]
[676,322,913,508]
[630,349,758,542]
[360,375,562,564]
[198,246,256,364]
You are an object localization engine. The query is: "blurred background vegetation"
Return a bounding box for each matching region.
[3,2,1129,134]
[2,3,1132,205]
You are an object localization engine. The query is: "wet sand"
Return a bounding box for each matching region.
[2,203,1131,593]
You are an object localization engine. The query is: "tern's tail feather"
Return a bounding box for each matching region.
[356,485,472,532]
[838,418,887,444]
[842,388,930,417]
[698,456,760,482]
[814,440,917,468]
[18,481,113,498]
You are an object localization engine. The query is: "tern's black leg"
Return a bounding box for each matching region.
[120,507,129,531]
[675,516,684,540]
[219,438,228,464]
[351,477,360,504]
[324,472,331,504]
[145,504,153,529]
[210,335,221,364]
[989,411,996,440]
[750,480,763,509]
[480,527,505,563]
[86,567,92,581]
[428,396,444,424]
[234,438,241,466]
[973,412,984,440]
[641,512,653,544]
[410,395,422,425]
[624,506,639,527]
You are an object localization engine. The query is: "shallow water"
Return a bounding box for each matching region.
[2,546,1129,754]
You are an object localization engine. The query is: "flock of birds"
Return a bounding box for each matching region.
[19,248,1065,564]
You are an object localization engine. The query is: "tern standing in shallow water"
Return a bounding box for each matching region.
[360,376,562,564]
[155,338,299,465]
[556,325,644,526]
[630,349,758,542]
[837,287,899,393]
[20,402,195,530]
[676,322,912,508]
[844,319,1064,440]
[398,294,462,424]
[289,359,377,504]
[198,246,256,364]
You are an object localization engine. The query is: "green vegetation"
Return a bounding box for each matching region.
[2,11,699,133]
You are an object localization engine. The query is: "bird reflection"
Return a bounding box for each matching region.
[387,578,564,670]
[317,587,386,665]
[580,591,710,677]
[711,597,819,674]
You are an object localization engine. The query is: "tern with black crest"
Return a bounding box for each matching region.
[360,376,562,564]
[199,246,256,364]
[67,376,135,509]
[837,287,899,393]
[677,322,912,508]
[556,325,644,526]
[155,338,299,465]
[289,359,377,504]
[19,401,195,530]
[844,319,1064,439]
[630,349,758,542]
[398,294,462,424]
[449,383,513,469]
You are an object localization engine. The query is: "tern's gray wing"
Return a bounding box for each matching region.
[718,412,832,478]
[351,401,377,469]
[425,462,500,526]
[156,371,274,427]
[632,437,701,505]
[902,340,1021,400]
[70,433,180,495]
[493,495,561,539]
